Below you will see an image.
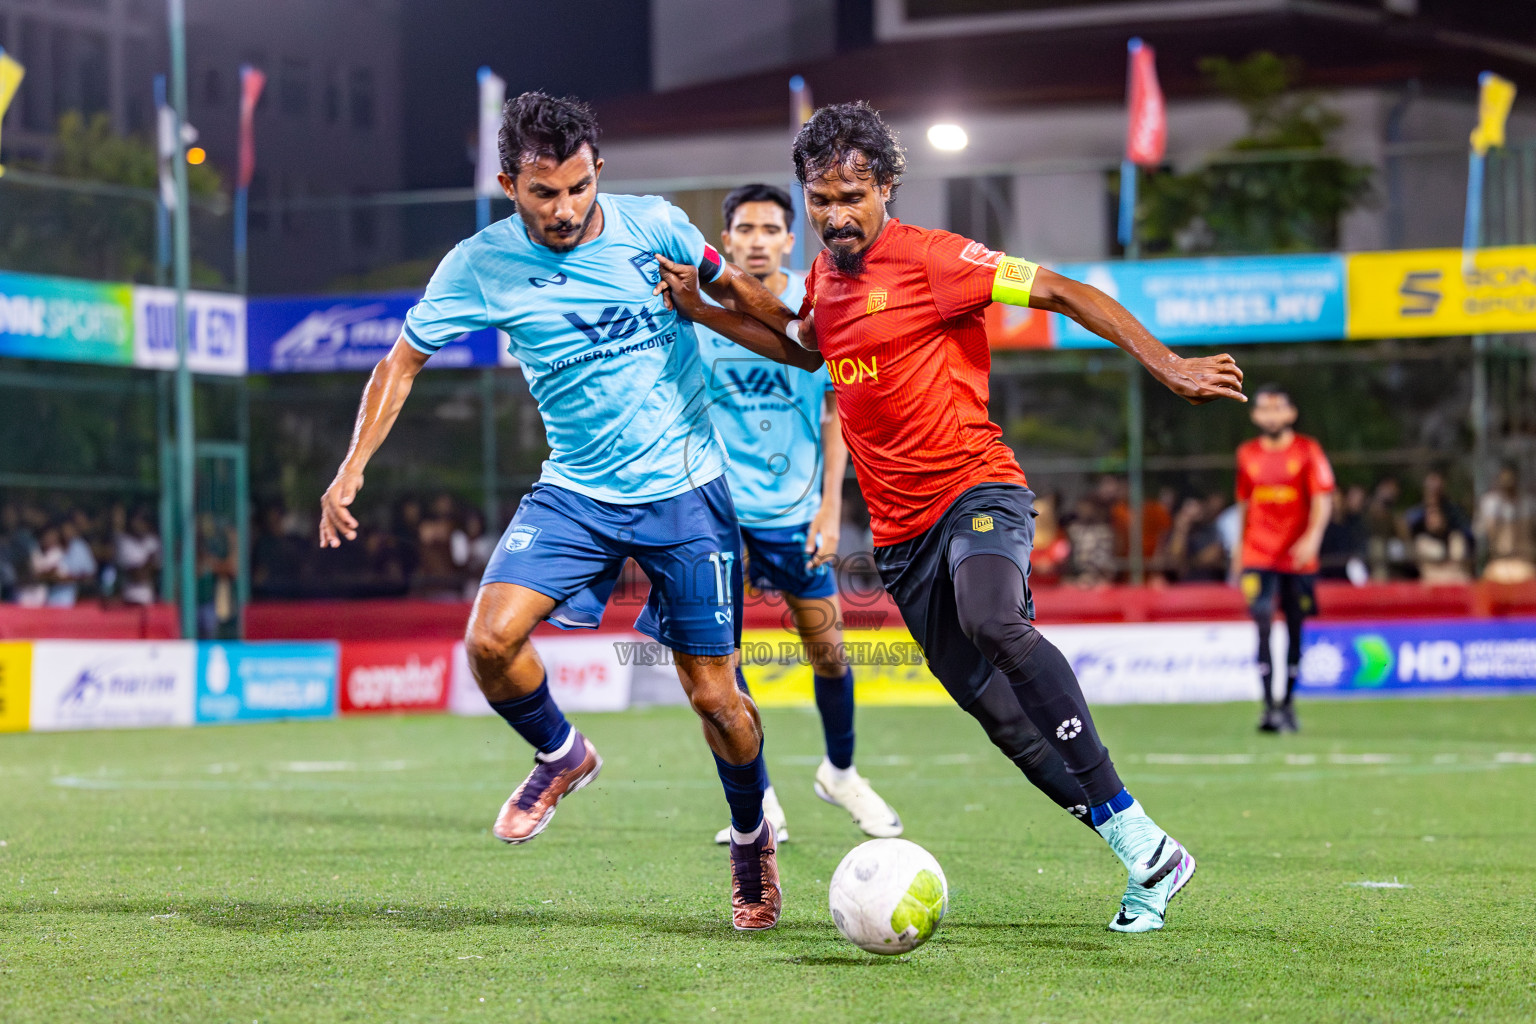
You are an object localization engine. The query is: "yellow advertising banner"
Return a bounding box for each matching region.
[1347,245,1536,338]
[0,641,32,732]
[739,628,949,707]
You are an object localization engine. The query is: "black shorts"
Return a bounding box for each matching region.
[874,483,1037,707]
[1241,569,1318,622]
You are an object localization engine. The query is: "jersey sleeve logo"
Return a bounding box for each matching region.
[865,288,888,315]
[959,240,1003,267]
[972,515,994,533]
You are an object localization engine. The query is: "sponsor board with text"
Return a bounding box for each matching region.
[340,640,453,714]
[0,641,31,732]
[448,635,634,715]
[29,641,195,731]
[1346,246,1536,338]
[196,642,338,723]
[247,292,499,372]
[1299,618,1536,693]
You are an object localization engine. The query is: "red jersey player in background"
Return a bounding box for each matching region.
[1232,385,1335,734]
[656,101,1245,934]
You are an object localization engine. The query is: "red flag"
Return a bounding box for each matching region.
[238,64,266,189]
[1125,39,1165,168]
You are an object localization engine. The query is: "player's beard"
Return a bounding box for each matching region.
[542,202,599,253]
[823,226,867,275]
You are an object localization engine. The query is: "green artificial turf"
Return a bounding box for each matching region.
[2,698,1534,1023]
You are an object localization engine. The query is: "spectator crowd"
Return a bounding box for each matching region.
[5,465,1536,608]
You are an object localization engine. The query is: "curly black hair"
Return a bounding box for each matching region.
[498,91,601,177]
[721,183,795,230]
[792,101,905,196]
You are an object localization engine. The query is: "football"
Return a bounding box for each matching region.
[828,838,949,955]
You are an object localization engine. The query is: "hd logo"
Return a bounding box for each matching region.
[563,304,665,345]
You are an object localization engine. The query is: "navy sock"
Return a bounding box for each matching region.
[487,678,572,756]
[813,668,856,770]
[713,747,768,833]
[1089,787,1135,827]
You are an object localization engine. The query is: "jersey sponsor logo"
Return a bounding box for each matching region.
[1252,483,1299,504]
[503,525,541,553]
[972,515,994,533]
[826,356,878,386]
[958,240,1004,268]
[865,288,888,315]
[563,303,666,345]
[723,365,793,399]
[529,272,568,288]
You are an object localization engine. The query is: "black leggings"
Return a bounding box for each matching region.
[953,554,1124,806]
[960,668,1094,827]
[1256,607,1306,706]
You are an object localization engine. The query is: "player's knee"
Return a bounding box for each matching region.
[957,601,1037,664]
[688,683,745,733]
[464,620,529,680]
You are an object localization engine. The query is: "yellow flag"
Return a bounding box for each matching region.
[1470,71,1516,156]
[0,50,25,177]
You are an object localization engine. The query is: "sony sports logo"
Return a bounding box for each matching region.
[826,355,878,385]
[563,304,667,345]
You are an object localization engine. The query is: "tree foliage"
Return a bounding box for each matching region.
[1137,53,1374,255]
[0,112,227,285]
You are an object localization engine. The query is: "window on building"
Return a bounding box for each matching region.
[280,58,310,119]
[349,67,374,130]
[324,71,340,124]
[946,175,1013,252]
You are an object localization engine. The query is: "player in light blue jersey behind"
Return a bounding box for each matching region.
[696,184,901,845]
[317,94,810,931]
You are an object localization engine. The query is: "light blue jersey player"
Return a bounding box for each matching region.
[318,94,808,931]
[694,185,901,846]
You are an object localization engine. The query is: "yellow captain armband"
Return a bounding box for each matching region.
[991,256,1040,307]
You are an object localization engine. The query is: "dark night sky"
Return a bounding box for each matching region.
[400,0,653,189]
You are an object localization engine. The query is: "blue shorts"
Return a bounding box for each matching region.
[482,476,744,657]
[742,524,837,600]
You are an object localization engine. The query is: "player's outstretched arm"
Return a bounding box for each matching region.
[654,254,823,371]
[1027,267,1246,405]
[319,338,431,548]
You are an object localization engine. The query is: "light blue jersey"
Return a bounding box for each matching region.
[403,193,728,504]
[693,271,832,527]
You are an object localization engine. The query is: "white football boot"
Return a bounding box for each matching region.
[814,759,903,838]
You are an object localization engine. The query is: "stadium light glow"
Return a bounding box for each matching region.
[186,146,206,165]
[927,123,968,152]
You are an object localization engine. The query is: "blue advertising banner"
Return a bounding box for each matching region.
[246,292,500,372]
[196,642,339,723]
[1298,619,1536,694]
[1053,253,1347,347]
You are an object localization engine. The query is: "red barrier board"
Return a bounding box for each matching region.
[338,640,453,714]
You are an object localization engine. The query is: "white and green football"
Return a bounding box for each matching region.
[828,838,949,955]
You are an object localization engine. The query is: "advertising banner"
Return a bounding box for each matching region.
[0,641,30,732]
[1346,245,1536,339]
[196,642,338,723]
[741,622,1265,707]
[983,303,1052,350]
[448,636,634,716]
[1299,618,1536,694]
[1053,254,1346,347]
[246,292,500,372]
[0,270,133,365]
[29,641,195,731]
[339,640,453,714]
[132,286,247,376]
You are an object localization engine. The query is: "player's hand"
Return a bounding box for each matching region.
[653,254,706,319]
[319,468,363,547]
[1288,536,1321,568]
[805,507,841,570]
[1154,353,1246,405]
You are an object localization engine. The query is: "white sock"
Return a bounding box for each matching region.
[535,728,577,763]
[824,760,857,786]
[730,819,765,845]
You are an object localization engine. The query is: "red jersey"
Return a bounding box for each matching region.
[1235,433,1335,572]
[801,219,1028,546]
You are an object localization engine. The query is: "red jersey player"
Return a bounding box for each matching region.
[657,102,1244,934]
[1232,385,1335,734]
